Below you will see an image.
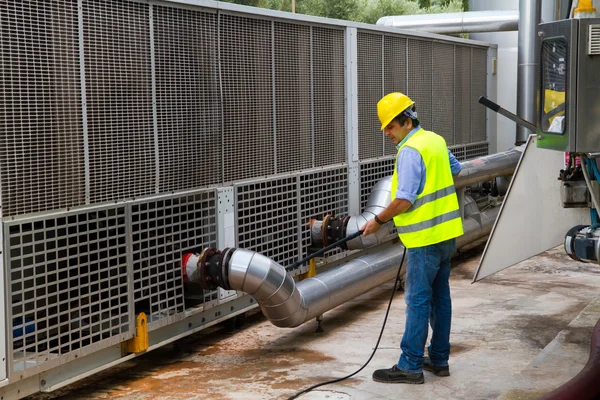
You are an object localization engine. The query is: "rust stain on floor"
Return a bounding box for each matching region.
[26,319,336,400]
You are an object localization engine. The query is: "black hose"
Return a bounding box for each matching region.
[286,246,407,400]
[286,230,364,271]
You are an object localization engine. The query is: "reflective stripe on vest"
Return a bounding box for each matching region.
[396,209,462,234]
[406,185,456,212]
[391,128,464,248]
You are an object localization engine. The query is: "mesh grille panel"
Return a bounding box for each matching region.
[357,32,383,160]
[132,190,216,330]
[313,27,346,167]
[450,142,489,161]
[7,207,129,377]
[455,46,472,145]
[154,7,221,191]
[471,48,487,143]
[359,157,395,210]
[432,42,455,145]
[84,0,154,203]
[464,142,489,160]
[408,39,432,130]
[237,178,298,266]
[274,22,311,173]
[0,0,85,217]
[383,35,408,156]
[221,14,273,182]
[300,167,348,257]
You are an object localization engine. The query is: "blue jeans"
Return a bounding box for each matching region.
[397,238,456,373]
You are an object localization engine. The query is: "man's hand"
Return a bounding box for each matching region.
[361,218,381,237]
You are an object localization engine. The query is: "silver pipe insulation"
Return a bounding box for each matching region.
[454,146,524,189]
[376,10,519,34]
[182,149,521,329]
[231,244,404,328]
[516,0,542,144]
[344,176,397,251]
[184,207,499,328]
[314,147,523,251]
[456,206,500,249]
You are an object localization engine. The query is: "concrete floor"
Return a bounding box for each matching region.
[26,245,600,400]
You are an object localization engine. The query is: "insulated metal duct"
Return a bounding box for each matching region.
[313,147,523,250]
[183,208,498,328]
[457,206,499,248]
[376,10,519,34]
[455,146,523,189]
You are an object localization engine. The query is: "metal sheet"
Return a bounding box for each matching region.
[576,19,600,152]
[220,13,273,181]
[154,5,221,191]
[408,39,433,130]
[473,135,589,282]
[5,206,132,379]
[383,34,408,156]
[131,190,217,331]
[432,42,455,145]
[274,21,311,173]
[359,157,395,210]
[84,0,155,203]
[357,32,383,161]
[0,0,85,216]
[455,45,472,145]
[471,48,488,143]
[0,216,6,381]
[235,177,299,267]
[313,26,345,167]
[299,167,348,259]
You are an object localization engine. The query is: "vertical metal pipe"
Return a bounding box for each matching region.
[516,0,541,144]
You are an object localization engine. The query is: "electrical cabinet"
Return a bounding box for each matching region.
[537,18,600,152]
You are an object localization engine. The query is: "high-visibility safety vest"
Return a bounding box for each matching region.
[391,128,464,248]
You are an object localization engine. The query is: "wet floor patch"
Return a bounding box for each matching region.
[25,316,341,400]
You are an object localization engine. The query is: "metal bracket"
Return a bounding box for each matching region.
[217,187,237,301]
[121,313,148,356]
[298,258,317,281]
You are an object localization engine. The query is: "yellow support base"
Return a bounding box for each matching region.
[299,258,317,280]
[121,312,149,356]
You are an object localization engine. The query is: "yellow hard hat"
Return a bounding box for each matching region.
[377,92,415,131]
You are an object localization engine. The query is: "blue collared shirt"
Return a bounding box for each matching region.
[394,126,462,204]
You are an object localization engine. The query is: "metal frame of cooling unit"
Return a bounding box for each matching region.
[0,0,496,398]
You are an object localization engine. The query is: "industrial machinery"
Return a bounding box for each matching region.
[536,17,600,264]
[468,10,600,398]
[473,15,600,276]
[0,1,502,398]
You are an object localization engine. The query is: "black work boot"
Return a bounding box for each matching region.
[422,357,450,377]
[372,365,424,384]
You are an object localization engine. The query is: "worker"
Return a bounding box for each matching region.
[361,92,464,384]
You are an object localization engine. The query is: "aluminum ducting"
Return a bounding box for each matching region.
[456,206,499,249]
[455,146,524,189]
[185,243,406,328]
[183,206,498,328]
[376,10,519,34]
[313,147,523,250]
[344,176,397,251]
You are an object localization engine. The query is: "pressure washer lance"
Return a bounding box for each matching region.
[285,229,364,271]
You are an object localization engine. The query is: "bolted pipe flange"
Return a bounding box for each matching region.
[323,215,351,249]
[321,215,331,247]
[197,248,221,290]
